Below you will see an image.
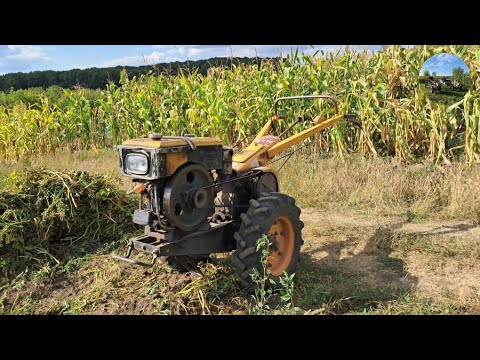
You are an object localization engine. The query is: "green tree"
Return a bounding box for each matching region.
[423,69,430,77]
[452,66,471,88]
[452,67,465,82]
[432,71,437,77]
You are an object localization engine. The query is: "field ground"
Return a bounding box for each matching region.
[2,208,478,314]
[419,83,466,106]
[1,150,480,314]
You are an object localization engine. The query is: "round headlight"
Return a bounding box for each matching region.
[125,153,148,174]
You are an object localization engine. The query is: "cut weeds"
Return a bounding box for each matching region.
[1,158,480,314]
[0,168,135,284]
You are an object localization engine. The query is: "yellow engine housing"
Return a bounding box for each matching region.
[118,136,231,180]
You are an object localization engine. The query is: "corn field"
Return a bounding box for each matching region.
[1,45,480,163]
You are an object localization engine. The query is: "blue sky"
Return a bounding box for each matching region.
[0,45,382,75]
[420,53,470,76]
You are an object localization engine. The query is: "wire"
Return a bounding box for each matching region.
[263,140,316,168]
[277,152,294,172]
[199,170,262,190]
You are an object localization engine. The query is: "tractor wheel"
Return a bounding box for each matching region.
[232,192,304,293]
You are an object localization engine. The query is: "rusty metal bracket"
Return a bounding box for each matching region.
[111,254,158,267]
[112,239,159,267]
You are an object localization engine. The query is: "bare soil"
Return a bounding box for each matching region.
[299,208,480,312]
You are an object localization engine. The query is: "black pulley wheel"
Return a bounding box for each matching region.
[163,164,213,232]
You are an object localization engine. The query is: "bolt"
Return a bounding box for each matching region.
[267,263,272,267]
[278,252,282,256]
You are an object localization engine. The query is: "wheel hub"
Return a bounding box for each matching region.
[190,188,208,209]
[267,216,295,276]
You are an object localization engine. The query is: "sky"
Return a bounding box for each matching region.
[0,45,382,75]
[420,53,470,76]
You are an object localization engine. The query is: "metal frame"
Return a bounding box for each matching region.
[113,221,236,267]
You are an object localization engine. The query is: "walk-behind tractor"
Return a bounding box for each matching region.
[114,95,357,292]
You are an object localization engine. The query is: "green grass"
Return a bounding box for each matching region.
[351,295,463,315]
[420,84,466,106]
[1,151,480,314]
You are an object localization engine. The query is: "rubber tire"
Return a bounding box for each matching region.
[232,192,304,294]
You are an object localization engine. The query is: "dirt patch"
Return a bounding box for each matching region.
[406,255,480,307]
[298,208,480,311]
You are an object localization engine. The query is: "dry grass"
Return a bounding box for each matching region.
[279,154,480,222]
[2,150,480,314]
[4,149,480,222]
[0,253,247,315]
[298,209,480,314]
[0,148,130,191]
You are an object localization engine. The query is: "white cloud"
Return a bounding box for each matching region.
[89,55,145,68]
[229,45,277,57]
[147,45,282,61]
[161,45,229,60]
[436,53,458,62]
[427,53,461,68]
[146,45,334,61]
[6,45,50,61]
[87,46,229,68]
[0,45,51,74]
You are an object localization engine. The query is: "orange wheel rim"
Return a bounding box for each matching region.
[267,216,294,276]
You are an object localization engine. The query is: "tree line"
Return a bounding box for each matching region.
[0,57,273,92]
[420,67,472,89]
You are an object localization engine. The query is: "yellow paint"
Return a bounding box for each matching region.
[233,161,254,174]
[312,115,327,124]
[267,114,344,158]
[166,152,188,175]
[232,115,280,166]
[253,166,277,174]
[123,138,184,148]
[232,144,264,162]
[252,115,279,143]
[232,114,344,175]
[190,137,223,146]
[123,136,222,149]
[232,152,268,174]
